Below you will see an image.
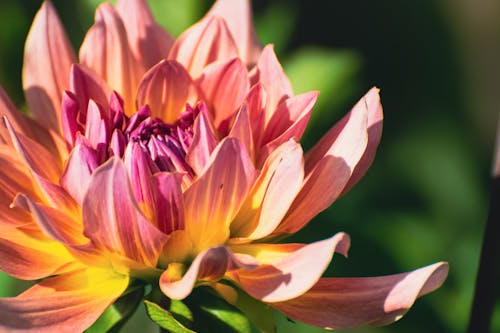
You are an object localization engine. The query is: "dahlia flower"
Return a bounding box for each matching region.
[0,0,448,331]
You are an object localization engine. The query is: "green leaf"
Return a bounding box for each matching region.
[86,286,144,333]
[187,287,259,333]
[231,287,276,333]
[144,300,197,333]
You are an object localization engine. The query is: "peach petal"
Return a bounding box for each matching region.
[23,1,76,133]
[136,60,199,124]
[231,140,303,240]
[168,16,239,78]
[244,83,267,147]
[0,268,128,332]
[196,58,249,133]
[186,110,219,175]
[274,91,372,235]
[80,3,136,114]
[251,45,293,120]
[184,138,256,254]
[229,233,351,302]
[82,158,168,266]
[116,0,174,72]
[70,64,111,113]
[206,0,261,66]
[271,262,449,329]
[228,106,254,161]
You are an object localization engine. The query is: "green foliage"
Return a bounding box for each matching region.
[144,300,196,333]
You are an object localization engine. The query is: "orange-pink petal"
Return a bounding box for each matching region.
[70,64,111,113]
[186,109,219,175]
[0,268,128,332]
[184,138,256,254]
[196,58,249,133]
[136,60,199,124]
[271,262,449,329]
[116,0,174,72]
[229,233,350,302]
[168,16,239,78]
[23,1,76,133]
[82,158,168,267]
[79,3,136,114]
[206,0,261,66]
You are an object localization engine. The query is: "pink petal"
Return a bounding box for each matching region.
[0,268,128,332]
[186,110,219,175]
[79,3,136,114]
[136,60,199,124]
[184,138,256,254]
[61,91,82,146]
[154,172,185,235]
[231,140,303,240]
[244,83,267,147]
[274,90,374,235]
[271,262,449,329]
[84,100,109,156]
[160,246,231,300]
[228,106,254,160]
[60,143,99,204]
[82,158,168,267]
[206,0,261,66]
[196,58,249,134]
[341,87,383,194]
[229,233,350,302]
[168,16,239,78]
[70,64,111,114]
[116,0,174,71]
[251,45,293,117]
[23,1,76,133]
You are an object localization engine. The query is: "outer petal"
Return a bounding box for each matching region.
[274,90,374,235]
[206,0,261,66]
[168,16,239,78]
[0,225,75,280]
[116,0,174,72]
[0,268,129,333]
[82,158,169,267]
[80,3,136,114]
[251,45,293,121]
[271,262,449,329]
[228,233,350,302]
[184,138,256,254]
[136,60,199,124]
[197,58,249,133]
[23,1,76,132]
[231,140,303,240]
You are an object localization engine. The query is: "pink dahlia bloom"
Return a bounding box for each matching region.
[0,0,448,331]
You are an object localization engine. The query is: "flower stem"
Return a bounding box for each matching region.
[467,121,500,333]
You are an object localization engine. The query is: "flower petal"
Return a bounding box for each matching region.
[80,3,136,114]
[206,0,261,66]
[136,60,199,124]
[168,16,239,78]
[229,233,350,302]
[0,268,128,332]
[184,138,256,254]
[228,105,254,161]
[196,58,249,133]
[116,0,174,72]
[341,87,383,195]
[70,64,111,114]
[274,91,374,235]
[153,172,185,235]
[23,1,76,133]
[82,158,169,267]
[251,45,293,117]
[231,140,303,240]
[0,224,75,280]
[271,262,449,329]
[186,110,219,175]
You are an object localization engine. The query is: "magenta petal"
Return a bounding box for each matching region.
[82,158,168,266]
[231,233,350,302]
[60,143,99,204]
[271,262,449,329]
[70,64,111,113]
[154,172,185,235]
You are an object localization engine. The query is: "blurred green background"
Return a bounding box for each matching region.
[0,0,499,332]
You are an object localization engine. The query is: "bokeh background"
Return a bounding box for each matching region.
[0,0,499,332]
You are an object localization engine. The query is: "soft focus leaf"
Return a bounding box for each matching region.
[86,286,144,333]
[144,299,197,333]
[187,287,259,333]
[254,2,297,53]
